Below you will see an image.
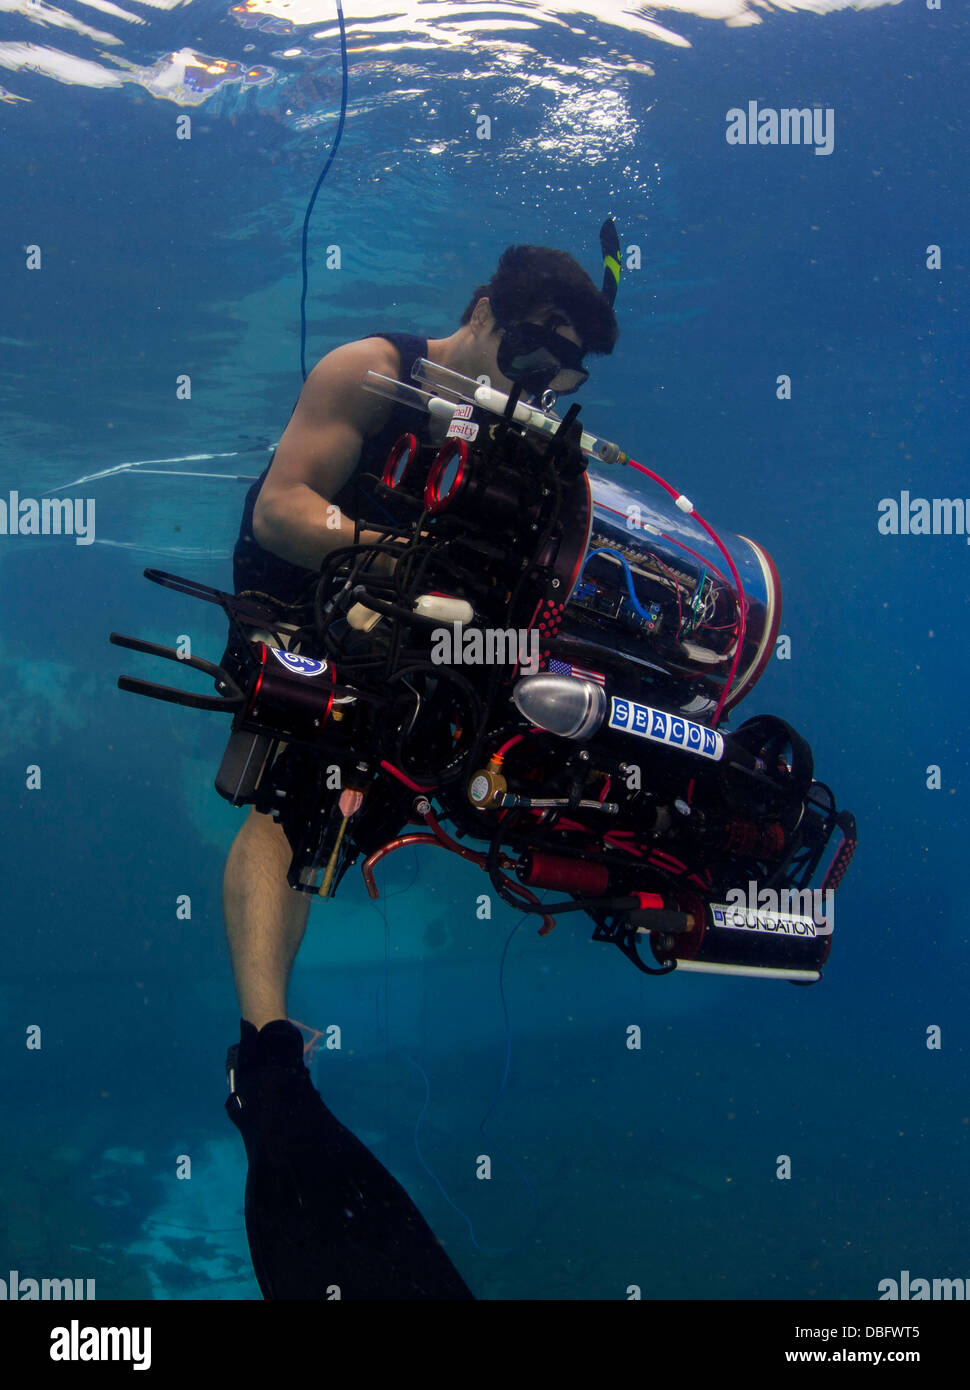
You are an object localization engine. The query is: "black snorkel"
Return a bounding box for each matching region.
[599,214,621,309]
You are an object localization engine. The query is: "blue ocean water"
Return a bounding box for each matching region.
[1,0,967,1303]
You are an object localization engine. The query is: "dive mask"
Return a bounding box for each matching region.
[496,321,589,397]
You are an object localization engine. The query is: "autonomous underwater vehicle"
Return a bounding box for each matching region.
[110,360,856,982]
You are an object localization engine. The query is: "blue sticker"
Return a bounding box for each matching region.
[270,648,329,678]
[607,696,724,761]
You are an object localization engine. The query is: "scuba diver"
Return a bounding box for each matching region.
[110,222,855,1295]
[221,245,619,1300]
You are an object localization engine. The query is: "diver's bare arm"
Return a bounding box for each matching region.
[253,341,397,571]
[255,477,389,571]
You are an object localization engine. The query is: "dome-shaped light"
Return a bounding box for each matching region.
[512,674,606,740]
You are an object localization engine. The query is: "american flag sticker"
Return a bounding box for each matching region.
[548,658,606,687]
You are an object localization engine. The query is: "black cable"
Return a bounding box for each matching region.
[388,662,485,785]
[299,1,349,381]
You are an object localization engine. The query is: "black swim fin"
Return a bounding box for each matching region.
[225,1020,475,1301]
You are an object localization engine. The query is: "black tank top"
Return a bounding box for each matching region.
[232,332,429,602]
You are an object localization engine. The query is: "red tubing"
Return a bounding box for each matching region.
[519,849,610,895]
[626,458,747,728]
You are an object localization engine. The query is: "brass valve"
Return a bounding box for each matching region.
[467,755,507,809]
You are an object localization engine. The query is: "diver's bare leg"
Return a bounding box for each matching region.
[223,807,311,1030]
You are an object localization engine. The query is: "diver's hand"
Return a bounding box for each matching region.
[365,529,424,580]
[369,550,398,580]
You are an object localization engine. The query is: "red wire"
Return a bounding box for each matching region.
[650,849,687,871]
[657,531,729,586]
[595,501,730,585]
[495,734,525,758]
[380,759,435,793]
[626,459,747,728]
[604,834,644,857]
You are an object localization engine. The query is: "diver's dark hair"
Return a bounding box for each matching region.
[459,244,618,355]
